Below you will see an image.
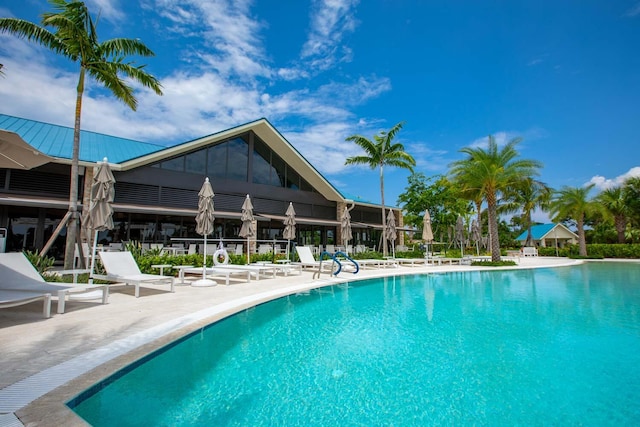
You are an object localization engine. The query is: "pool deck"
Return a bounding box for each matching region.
[0,256,604,425]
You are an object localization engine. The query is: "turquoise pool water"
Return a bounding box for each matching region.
[70,263,640,426]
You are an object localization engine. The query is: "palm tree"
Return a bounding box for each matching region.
[549,185,596,257]
[449,135,542,262]
[595,186,628,243]
[1,0,163,268]
[623,177,640,227]
[345,122,415,256]
[502,177,552,247]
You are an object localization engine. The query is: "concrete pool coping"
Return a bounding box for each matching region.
[0,257,609,425]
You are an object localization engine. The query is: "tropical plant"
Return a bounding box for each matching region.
[623,177,640,227]
[595,186,628,243]
[501,177,552,246]
[448,135,543,262]
[397,173,472,236]
[23,250,55,273]
[0,0,163,269]
[345,121,416,256]
[549,184,596,257]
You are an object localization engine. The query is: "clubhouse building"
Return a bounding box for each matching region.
[0,114,404,259]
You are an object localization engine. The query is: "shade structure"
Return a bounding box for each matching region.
[0,130,52,169]
[283,202,296,259]
[455,216,465,257]
[471,219,481,256]
[385,208,397,258]
[239,194,256,264]
[340,205,352,253]
[87,158,115,281]
[193,178,216,287]
[422,209,434,253]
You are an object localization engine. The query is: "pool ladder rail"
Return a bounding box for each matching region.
[313,251,360,279]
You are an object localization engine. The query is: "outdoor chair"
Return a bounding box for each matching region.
[94,251,174,298]
[0,252,108,314]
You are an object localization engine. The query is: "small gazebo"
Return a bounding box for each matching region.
[516,223,578,248]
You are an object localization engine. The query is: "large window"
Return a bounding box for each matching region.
[252,139,313,191]
[156,136,249,181]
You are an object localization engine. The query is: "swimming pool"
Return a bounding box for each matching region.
[69,263,640,425]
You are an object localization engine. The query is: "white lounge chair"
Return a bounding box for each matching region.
[214,263,278,280]
[0,252,108,314]
[0,289,51,318]
[294,246,322,269]
[94,251,175,298]
[180,267,251,286]
[522,247,538,257]
[294,246,336,272]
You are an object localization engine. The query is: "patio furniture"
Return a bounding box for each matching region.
[94,251,174,298]
[0,252,108,314]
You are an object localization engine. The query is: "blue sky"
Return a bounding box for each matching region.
[1,0,640,218]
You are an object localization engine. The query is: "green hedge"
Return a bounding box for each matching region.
[537,244,640,259]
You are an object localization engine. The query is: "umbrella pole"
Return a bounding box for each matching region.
[202,234,207,280]
[89,229,98,284]
[246,238,250,265]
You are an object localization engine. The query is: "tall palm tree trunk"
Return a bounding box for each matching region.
[577,215,587,256]
[615,215,626,243]
[63,68,85,269]
[487,192,501,262]
[379,164,387,257]
[525,212,534,247]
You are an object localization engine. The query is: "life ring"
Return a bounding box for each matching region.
[213,248,229,265]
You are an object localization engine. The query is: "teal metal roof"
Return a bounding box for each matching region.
[0,113,166,163]
[516,223,557,241]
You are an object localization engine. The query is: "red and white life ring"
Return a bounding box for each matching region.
[213,248,229,265]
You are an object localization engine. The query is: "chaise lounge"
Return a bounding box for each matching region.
[0,252,108,314]
[94,251,174,298]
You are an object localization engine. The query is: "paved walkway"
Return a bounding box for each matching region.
[0,257,580,426]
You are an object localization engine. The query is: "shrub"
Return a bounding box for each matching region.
[471,260,518,267]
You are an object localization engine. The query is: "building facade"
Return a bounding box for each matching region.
[0,114,403,258]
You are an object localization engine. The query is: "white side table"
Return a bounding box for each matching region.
[173,265,195,284]
[151,264,172,276]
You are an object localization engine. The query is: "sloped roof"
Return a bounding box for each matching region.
[0,114,166,163]
[516,223,574,241]
[0,113,348,203]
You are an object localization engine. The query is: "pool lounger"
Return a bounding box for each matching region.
[182,267,251,286]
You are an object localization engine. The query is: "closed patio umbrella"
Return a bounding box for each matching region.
[87,158,115,282]
[283,202,296,260]
[422,209,434,254]
[385,209,397,259]
[193,177,216,287]
[239,194,256,264]
[340,205,353,254]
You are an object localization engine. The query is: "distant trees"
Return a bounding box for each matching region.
[449,135,543,262]
[345,122,415,256]
[397,173,472,241]
[549,185,597,256]
[501,177,552,247]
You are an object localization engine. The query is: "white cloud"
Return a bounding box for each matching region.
[86,0,125,22]
[300,0,360,71]
[0,0,397,189]
[469,131,520,148]
[587,167,640,190]
[625,2,640,17]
